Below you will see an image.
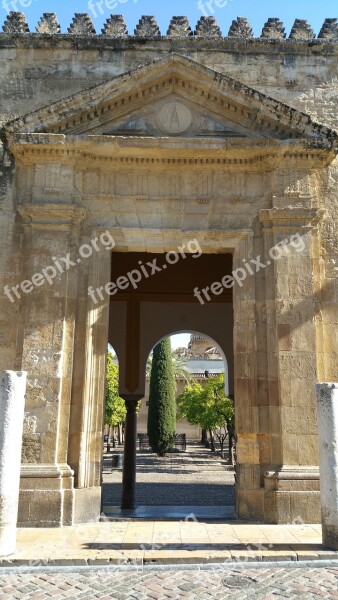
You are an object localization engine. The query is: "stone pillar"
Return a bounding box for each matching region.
[121,397,140,510]
[68,229,111,524]
[16,204,86,527]
[232,232,262,520]
[316,382,338,550]
[260,203,324,523]
[0,371,26,557]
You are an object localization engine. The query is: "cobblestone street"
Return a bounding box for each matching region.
[102,442,235,507]
[1,564,338,599]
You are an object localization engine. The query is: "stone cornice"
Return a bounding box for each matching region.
[1,37,338,54]
[9,134,335,170]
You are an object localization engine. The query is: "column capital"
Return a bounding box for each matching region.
[259,207,325,232]
[122,395,143,407]
[18,203,87,229]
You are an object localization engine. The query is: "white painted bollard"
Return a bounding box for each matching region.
[316,382,338,550]
[0,371,27,557]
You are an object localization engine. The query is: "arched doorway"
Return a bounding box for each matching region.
[107,251,234,511]
[102,330,235,519]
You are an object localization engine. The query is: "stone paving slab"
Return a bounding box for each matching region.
[1,522,338,567]
[1,563,338,599]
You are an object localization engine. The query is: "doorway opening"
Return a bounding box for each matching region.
[103,250,235,519]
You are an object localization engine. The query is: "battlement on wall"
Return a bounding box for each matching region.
[1,12,338,41]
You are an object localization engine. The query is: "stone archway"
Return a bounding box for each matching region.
[3,53,336,527]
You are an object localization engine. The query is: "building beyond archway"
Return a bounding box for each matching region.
[1,20,337,527]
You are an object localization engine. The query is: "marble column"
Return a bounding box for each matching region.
[316,382,338,550]
[0,371,26,556]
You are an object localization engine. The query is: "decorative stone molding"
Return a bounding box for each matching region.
[2,11,29,33]
[261,18,286,39]
[167,16,193,38]
[289,19,315,40]
[195,16,222,38]
[318,18,338,41]
[134,16,160,37]
[259,207,326,232]
[18,203,87,227]
[228,17,253,39]
[68,13,96,35]
[20,463,74,479]
[36,13,60,34]
[102,15,127,37]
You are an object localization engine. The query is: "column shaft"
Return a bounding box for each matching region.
[0,371,26,556]
[316,382,338,550]
[121,399,139,510]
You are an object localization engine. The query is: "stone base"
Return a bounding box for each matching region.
[73,487,101,524]
[264,466,320,524]
[322,523,338,550]
[18,464,74,527]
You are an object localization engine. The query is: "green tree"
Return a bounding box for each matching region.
[177,375,235,462]
[105,352,126,427]
[146,352,192,387]
[147,338,176,456]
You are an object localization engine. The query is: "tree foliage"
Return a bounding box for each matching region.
[147,338,176,456]
[177,375,235,460]
[146,352,192,387]
[105,352,126,427]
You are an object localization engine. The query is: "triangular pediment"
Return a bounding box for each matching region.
[5,54,338,147]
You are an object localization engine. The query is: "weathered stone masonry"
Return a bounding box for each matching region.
[0,12,337,526]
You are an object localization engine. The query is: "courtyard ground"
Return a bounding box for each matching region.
[102,441,235,509]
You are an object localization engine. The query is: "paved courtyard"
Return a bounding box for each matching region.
[102,442,235,507]
[1,564,338,599]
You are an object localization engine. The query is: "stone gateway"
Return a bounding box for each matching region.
[0,12,337,527]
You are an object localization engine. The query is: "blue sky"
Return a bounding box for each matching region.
[1,0,337,36]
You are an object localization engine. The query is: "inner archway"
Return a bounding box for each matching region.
[105,249,235,516]
[102,330,235,519]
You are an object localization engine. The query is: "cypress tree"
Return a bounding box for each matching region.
[147,338,176,456]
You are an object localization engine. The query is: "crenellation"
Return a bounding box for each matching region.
[289,19,315,40]
[167,16,193,38]
[195,16,222,37]
[261,18,286,39]
[68,13,96,35]
[0,13,337,39]
[2,11,29,33]
[318,18,338,40]
[102,15,127,37]
[228,17,253,39]
[134,15,160,37]
[36,13,60,35]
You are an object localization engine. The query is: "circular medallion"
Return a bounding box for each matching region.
[157,102,193,135]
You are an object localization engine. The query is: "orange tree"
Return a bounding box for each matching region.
[176,374,234,461]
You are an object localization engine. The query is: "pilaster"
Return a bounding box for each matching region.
[16,203,86,527]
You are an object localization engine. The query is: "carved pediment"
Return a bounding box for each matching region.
[102,99,250,139]
[5,54,338,148]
